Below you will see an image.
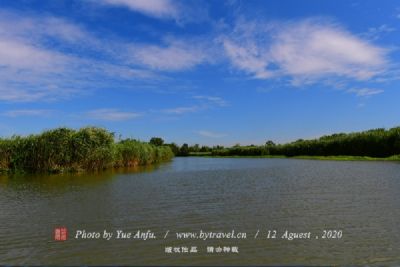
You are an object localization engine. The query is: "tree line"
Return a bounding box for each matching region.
[169,127,400,158]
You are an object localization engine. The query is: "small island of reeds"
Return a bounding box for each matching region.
[0,127,174,173]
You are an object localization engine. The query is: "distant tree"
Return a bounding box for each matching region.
[179,143,190,156]
[200,145,211,152]
[265,140,275,147]
[150,137,164,146]
[166,143,180,155]
[190,144,200,153]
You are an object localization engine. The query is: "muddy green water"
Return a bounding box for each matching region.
[1,157,400,265]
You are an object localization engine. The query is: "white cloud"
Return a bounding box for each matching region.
[0,11,89,44]
[161,95,228,115]
[0,8,393,106]
[347,88,384,97]
[0,75,83,102]
[362,24,396,40]
[0,11,83,73]
[85,109,142,121]
[128,39,211,71]
[196,130,227,138]
[2,109,53,117]
[0,88,49,102]
[0,38,68,71]
[0,11,92,102]
[162,106,199,114]
[271,21,387,80]
[222,18,389,83]
[192,95,228,107]
[99,0,179,19]
[0,9,165,102]
[223,39,272,79]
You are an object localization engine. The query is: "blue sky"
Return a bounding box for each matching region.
[0,0,400,145]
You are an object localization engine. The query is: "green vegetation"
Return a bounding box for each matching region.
[149,137,164,146]
[188,127,400,161]
[265,127,400,157]
[0,127,173,173]
[6,125,398,173]
[167,142,216,157]
[191,154,400,161]
[290,155,400,161]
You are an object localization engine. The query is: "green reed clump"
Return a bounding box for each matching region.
[70,127,115,171]
[0,127,173,173]
[114,139,174,167]
[0,138,12,171]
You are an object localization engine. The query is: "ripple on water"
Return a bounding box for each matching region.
[0,157,400,265]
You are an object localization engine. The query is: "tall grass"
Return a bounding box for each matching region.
[114,139,174,167]
[0,127,173,173]
[211,127,400,158]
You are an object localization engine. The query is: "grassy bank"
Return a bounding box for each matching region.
[189,152,400,162]
[0,127,174,173]
[201,127,400,159]
[290,155,400,161]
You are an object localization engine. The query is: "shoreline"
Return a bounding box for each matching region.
[187,153,400,162]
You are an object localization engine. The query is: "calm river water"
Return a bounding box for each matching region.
[1,157,400,265]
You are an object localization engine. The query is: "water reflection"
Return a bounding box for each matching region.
[0,163,166,192]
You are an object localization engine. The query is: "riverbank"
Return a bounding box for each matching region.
[182,127,400,159]
[188,152,400,162]
[0,127,174,173]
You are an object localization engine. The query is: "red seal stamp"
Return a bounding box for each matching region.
[54,227,68,241]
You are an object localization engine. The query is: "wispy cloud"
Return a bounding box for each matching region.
[362,24,396,40]
[222,39,272,79]
[0,10,90,44]
[192,95,228,107]
[98,0,179,19]
[85,109,142,121]
[357,103,366,108]
[162,106,199,114]
[161,95,228,115]
[0,8,217,103]
[347,88,384,97]
[0,38,68,71]
[0,11,92,102]
[95,0,211,25]
[196,130,227,138]
[221,18,389,84]
[0,8,394,107]
[127,38,213,71]
[2,109,53,117]
[0,9,165,102]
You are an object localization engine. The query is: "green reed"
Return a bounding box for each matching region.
[0,127,173,173]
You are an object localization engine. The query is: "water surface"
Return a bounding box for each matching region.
[1,157,400,265]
